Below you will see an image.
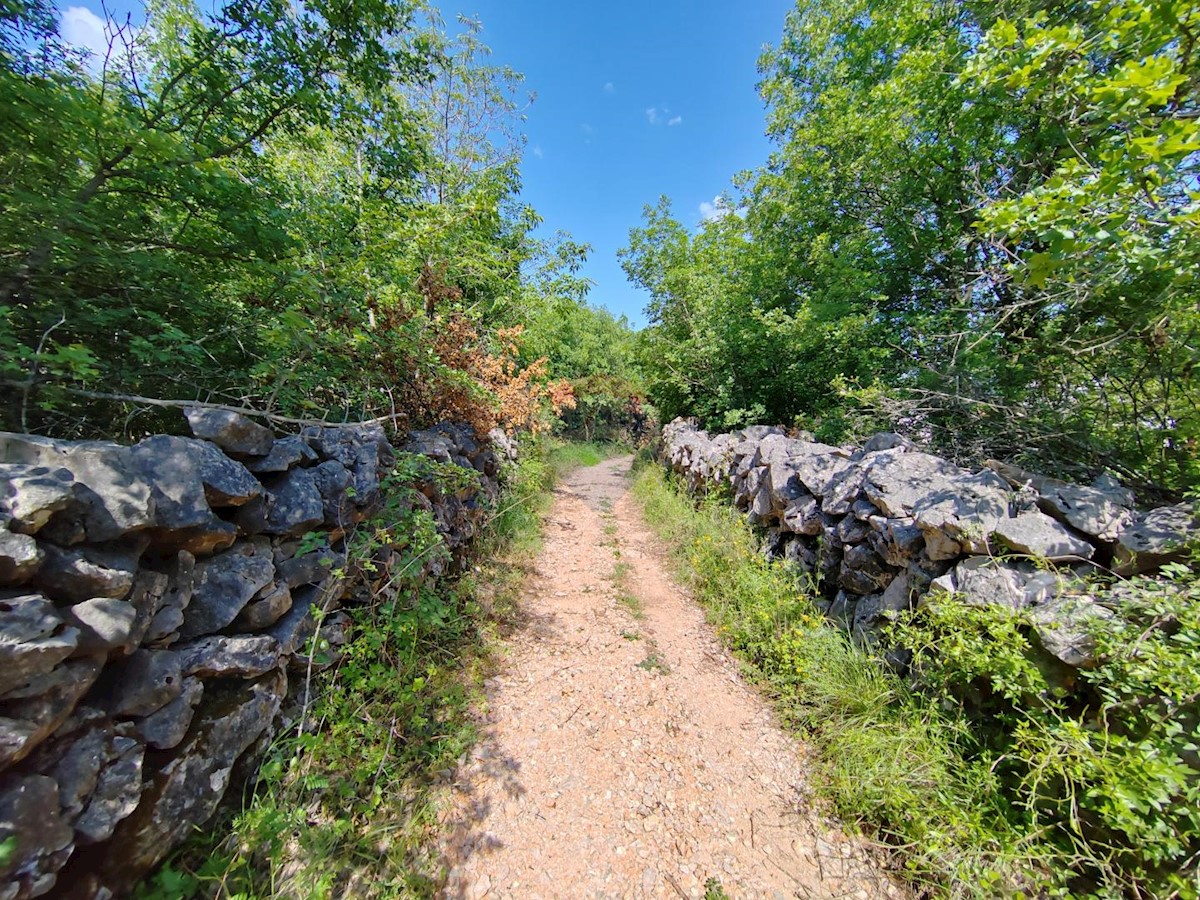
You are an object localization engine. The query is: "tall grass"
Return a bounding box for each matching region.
[631,463,1046,898]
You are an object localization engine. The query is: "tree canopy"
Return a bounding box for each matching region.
[623,0,1199,494]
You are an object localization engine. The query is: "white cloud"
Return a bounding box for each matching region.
[532,145,544,159]
[699,196,732,223]
[645,107,659,125]
[60,6,110,60]
[603,81,615,94]
[667,115,682,126]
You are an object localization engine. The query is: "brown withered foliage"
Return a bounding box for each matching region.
[429,315,574,435]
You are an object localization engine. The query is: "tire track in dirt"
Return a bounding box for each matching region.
[438,456,900,899]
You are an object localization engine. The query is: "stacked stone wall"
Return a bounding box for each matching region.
[0,411,511,898]
[661,418,1198,668]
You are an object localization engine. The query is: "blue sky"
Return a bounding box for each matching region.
[56,0,795,327]
[445,0,794,326]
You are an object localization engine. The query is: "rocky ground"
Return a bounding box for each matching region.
[437,456,898,900]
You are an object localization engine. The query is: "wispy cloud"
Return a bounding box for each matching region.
[580,123,595,144]
[532,145,544,159]
[603,81,615,95]
[60,6,109,60]
[646,106,682,127]
[699,196,732,222]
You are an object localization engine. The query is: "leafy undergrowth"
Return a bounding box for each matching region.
[632,462,1200,900]
[136,442,558,900]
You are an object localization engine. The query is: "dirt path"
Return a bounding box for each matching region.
[438,457,898,900]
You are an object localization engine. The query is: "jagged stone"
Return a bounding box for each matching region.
[234,583,292,630]
[143,605,184,647]
[121,570,170,655]
[780,496,822,536]
[1029,594,1113,668]
[178,548,274,639]
[822,465,866,516]
[73,736,143,845]
[840,543,896,595]
[134,677,203,751]
[835,515,872,545]
[0,434,154,544]
[860,450,966,518]
[0,595,78,696]
[863,432,916,453]
[0,775,74,899]
[991,511,1095,562]
[787,443,854,498]
[988,460,1134,542]
[62,599,136,655]
[102,649,182,718]
[912,470,1011,557]
[0,528,42,586]
[0,464,76,535]
[275,550,332,589]
[83,669,286,895]
[244,436,317,474]
[176,635,280,679]
[926,557,1064,612]
[33,541,142,603]
[183,408,274,457]
[235,468,324,537]
[1114,502,1199,575]
[0,658,101,771]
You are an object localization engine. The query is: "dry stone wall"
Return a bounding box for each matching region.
[0,412,511,899]
[661,418,1199,668]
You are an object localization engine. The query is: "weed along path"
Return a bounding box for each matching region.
[438,456,897,900]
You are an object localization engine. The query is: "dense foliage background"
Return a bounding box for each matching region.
[0,0,640,440]
[622,0,1199,495]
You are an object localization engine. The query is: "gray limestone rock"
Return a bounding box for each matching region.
[235,468,324,538]
[85,668,287,894]
[178,548,274,639]
[912,470,1011,557]
[926,557,1065,613]
[103,649,183,718]
[0,595,78,696]
[1036,482,1134,543]
[131,436,259,554]
[33,541,142,603]
[234,583,292,630]
[0,775,74,899]
[0,528,42,586]
[840,543,896,595]
[134,677,203,751]
[121,570,170,655]
[0,657,101,771]
[276,550,333,589]
[863,432,916,454]
[991,512,1095,562]
[183,408,274,457]
[73,736,143,844]
[62,599,136,655]
[861,450,967,518]
[0,464,76,535]
[781,496,823,536]
[244,436,318,474]
[788,443,854,499]
[0,434,154,544]
[176,635,281,679]
[1029,594,1113,668]
[1114,502,1199,575]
